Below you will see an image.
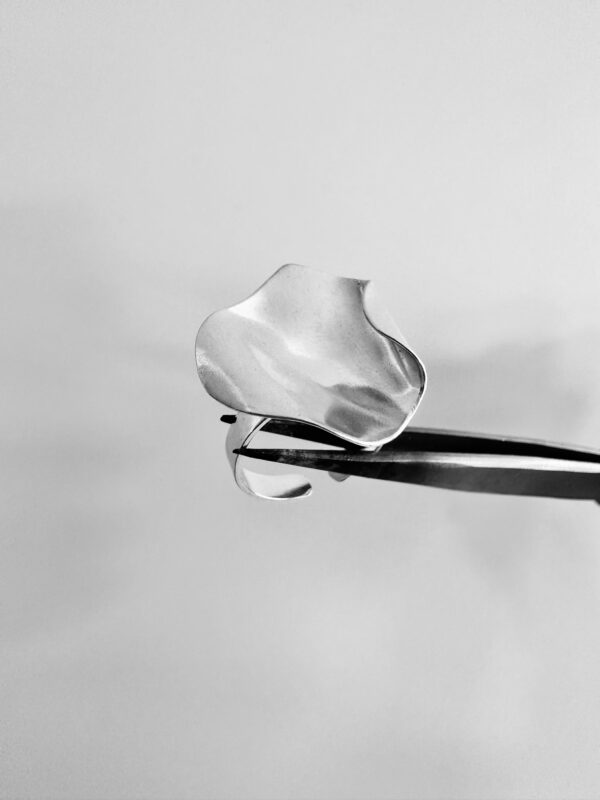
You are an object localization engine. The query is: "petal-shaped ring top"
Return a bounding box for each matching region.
[196,264,426,499]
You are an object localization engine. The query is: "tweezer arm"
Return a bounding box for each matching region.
[236,446,600,503]
[222,414,600,463]
[223,416,600,502]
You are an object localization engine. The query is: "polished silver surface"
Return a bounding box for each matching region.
[196,264,426,498]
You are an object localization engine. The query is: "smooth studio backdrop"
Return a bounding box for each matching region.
[2,2,600,798]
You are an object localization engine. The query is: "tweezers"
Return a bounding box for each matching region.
[222,415,600,503]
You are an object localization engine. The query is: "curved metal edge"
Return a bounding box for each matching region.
[225,411,312,500]
[359,280,427,442]
[323,280,426,483]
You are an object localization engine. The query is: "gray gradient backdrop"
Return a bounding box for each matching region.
[2,2,600,798]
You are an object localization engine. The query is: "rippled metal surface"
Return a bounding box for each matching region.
[195,264,426,498]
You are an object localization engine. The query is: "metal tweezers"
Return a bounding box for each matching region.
[222,415,600,503]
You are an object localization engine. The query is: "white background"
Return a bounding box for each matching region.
[2,2,600,798]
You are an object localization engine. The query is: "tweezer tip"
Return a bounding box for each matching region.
[233,447,274,459]
[233,447,295,464]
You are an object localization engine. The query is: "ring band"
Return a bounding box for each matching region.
[225,412,312,500]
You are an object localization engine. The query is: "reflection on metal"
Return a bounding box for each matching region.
[196,264,426,499]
